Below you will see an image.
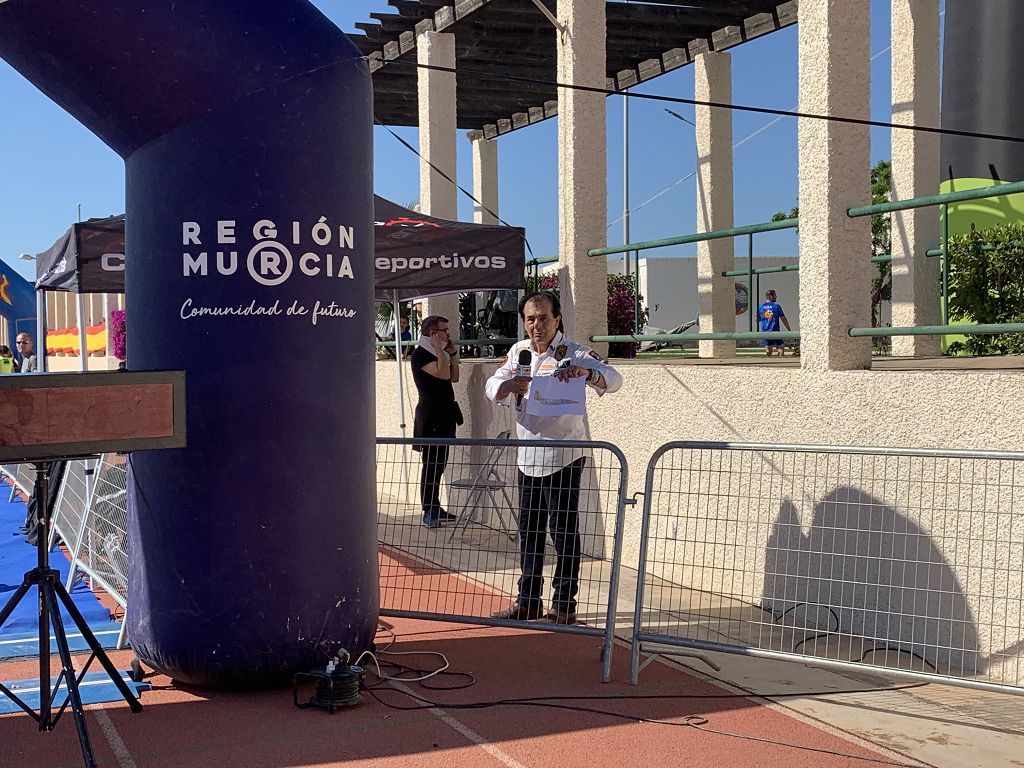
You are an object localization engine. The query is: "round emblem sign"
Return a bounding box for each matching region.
[735,282,750,315]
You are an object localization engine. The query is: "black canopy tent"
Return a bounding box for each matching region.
[34,198,526,299]
[34,198,526,452]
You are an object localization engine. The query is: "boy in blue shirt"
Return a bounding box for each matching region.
[758,289,792,356]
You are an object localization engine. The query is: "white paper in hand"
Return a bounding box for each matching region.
[524,374,586,417]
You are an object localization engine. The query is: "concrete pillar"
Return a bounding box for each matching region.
[890,0,941,357]
[695,52,736,358]
[417,30,460,335]
[557,0,607,352]
[797,1,872,371]
[471,136,498,225]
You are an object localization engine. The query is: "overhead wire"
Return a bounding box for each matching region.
[606,22,936,227]
[389,59,1022,146]
[373,118,536,259]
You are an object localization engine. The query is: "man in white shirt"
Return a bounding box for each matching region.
[485,291,622,624]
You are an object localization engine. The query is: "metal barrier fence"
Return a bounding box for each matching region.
[49,459,93,570]
[630,441,1024,694]
[47,454,130,649]
[376,436,629,681]
[76,454,130,613]
[3,462,34,502]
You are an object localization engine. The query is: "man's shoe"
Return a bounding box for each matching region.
[422,516,441,529]
[491,601,544,621]
[438,509,457,522]
[544,609,577,625]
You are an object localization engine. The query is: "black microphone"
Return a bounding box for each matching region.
[515,349,532,407]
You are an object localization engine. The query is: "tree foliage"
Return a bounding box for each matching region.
[771,160,893,331]
[945,222,1024,355]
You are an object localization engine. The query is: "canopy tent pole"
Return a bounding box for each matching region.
[34,289,46,373]
[76,292,88,371]
[393,291,411,505]
[103,294,111,358]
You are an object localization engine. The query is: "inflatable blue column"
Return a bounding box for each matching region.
[0,1,379,686]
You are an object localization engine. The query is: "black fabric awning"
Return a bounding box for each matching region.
[34,215,126,294]
[34,199,525,300]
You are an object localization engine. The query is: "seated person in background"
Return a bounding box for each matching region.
[399,315,413,358]
[0,345,15,373]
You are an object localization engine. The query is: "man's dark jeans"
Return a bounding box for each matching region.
[516,458,585,614]
[419,444,449,519]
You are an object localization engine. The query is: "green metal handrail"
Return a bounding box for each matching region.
[591,331,799,344]
[526,255,560,266]
[722,263,799,277]
[848,324,1024,337]
[374,337,519,349]
[847,179,1024,218]
[586,218,798,259]
[848,179,1024,327]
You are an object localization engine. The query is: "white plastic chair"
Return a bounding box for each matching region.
[448,430,517,541]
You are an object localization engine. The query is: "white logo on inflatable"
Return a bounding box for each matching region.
[180,218,355,286]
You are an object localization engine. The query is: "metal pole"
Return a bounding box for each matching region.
[621,56,640,339]
[393,292,411,504]
[941,202,950,327]
[76,292,88,372]
[747,233,754,333]
[623,91,630,281]
[35,289,46,373]
[102,294,111,359]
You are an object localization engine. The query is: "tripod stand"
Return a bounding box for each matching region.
[0,459,143,768]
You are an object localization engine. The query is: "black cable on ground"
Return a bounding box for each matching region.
[364,683,929,768]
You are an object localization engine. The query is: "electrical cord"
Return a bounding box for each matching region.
[355,648,450,683]
[364,684,929,768]
[364,625,933,766]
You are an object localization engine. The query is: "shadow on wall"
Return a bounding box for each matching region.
[762,487,981,675]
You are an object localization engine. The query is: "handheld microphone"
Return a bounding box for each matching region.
[515,349,532,407]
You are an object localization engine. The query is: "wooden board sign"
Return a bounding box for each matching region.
[0,370,185,462]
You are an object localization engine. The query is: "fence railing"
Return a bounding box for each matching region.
[48,459,94,581]
[3,463,34,502]
[375,436,629,682]
[581,180,1024,349]
[49,454,129,649]
[630,440,1024,695]
[21,434,1023,692]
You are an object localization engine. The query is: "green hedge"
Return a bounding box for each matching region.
[946,222,1024,355]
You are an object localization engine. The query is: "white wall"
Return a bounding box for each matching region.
[377,358,1024,681]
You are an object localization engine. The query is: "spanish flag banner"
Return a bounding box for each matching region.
[46,323,107,355]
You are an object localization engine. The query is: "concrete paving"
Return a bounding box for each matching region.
[379,511,1024,768]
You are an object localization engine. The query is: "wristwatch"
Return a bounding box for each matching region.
[585,368,597,384]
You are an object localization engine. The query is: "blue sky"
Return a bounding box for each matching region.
[0,1,932,282]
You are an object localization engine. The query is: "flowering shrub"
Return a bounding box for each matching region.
[110,309,127,361]
[606,274,649,358]
[524,273,649,358]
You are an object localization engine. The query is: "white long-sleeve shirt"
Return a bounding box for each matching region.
[485,331,622,476]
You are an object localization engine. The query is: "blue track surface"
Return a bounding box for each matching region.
[0,491,117,645]
[0,671,150,714]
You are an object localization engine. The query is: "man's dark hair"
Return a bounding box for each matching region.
[518,290,561,319]
[420,315,448,336]
[519,291,564,332]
